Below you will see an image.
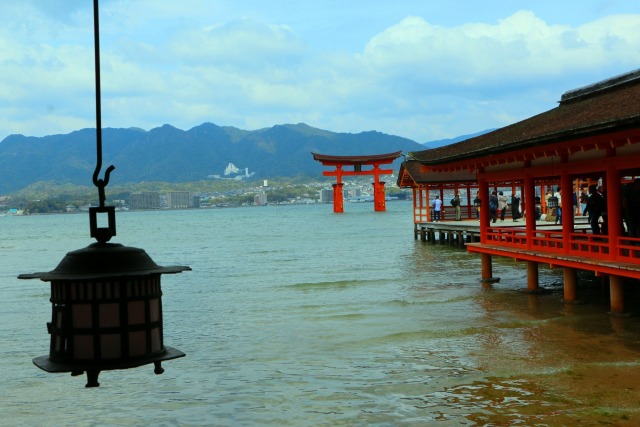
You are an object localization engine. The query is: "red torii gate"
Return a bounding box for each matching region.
[312,151,402,213]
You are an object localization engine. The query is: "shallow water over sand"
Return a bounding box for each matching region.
[1,202,639,426]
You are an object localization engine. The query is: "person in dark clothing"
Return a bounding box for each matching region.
[489,191,499,223]
[511,193,521,222]
[623,178,640,237]
[583,184,605,234]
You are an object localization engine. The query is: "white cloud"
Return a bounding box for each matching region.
[1,2,639,142]
[363,11,640,86]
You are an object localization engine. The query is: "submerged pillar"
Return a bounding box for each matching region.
[480,253,499,284]
[526,261,539,291]
[609,275,625,315]
[332,183,344,213]
[563,267,577,302]
[372,180,386,212]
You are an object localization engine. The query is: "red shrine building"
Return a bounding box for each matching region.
[312,151,402,213]
[397,69,640,314]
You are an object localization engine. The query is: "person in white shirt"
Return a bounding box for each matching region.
[554,187,562,225]
[433,196,443,222]
[498,191,508,222]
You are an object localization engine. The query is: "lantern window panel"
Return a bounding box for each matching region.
[127,300,146,325]
[99,303,120,327]
[100,334,121,359]
[72,304,93,328]
[73,335,94,360]
[128,331,147,357]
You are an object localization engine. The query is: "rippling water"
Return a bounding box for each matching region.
[2,202,640,426]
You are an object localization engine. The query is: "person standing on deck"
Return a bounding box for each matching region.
[433,196,443,222]
[583,184,605,234]
[580,188,588,216]
[554,187,562,225]
[489,191,499,223]
[498,191,508,222]
[511,193,521,222]
[452,193,462,221]
[545,189,553,218]
[474,192,481,220]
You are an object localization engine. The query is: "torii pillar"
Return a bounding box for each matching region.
[373,178,386,211]
[312,151,402,213]
[332,182,344,213]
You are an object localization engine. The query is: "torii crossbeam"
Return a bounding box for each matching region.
[312,151,402,213]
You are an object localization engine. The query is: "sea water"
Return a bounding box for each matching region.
[1,202,640,426]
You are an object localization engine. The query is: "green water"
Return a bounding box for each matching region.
[1,202,639,426]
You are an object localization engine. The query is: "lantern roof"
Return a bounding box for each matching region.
[19,242,190,281]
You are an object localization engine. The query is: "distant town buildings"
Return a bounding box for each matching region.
[129,192,160,210]
[167,191,190,209]
[0,178,407,214]
[320,189,333,203]
[254,192,268,206]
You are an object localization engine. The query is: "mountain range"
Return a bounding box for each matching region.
[0,122,492,194]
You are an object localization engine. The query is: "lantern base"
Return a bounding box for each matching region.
[32,346,185,374]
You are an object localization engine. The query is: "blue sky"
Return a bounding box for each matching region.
[1,0,639,143]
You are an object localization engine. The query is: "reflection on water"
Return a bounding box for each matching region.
[1,204,640,426]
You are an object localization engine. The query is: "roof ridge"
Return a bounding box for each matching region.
[560,68,640,104]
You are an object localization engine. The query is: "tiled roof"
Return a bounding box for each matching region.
[397,161,476,187]
[409,69,640,165]
[312,151,402,164]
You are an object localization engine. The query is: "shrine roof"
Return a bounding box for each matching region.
[409,69,640,165]
[311,151,403,164]
[397,161,476,187]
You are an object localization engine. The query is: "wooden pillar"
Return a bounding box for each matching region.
[610,275,625,314]
[425,187,431,222]
[606,163,621,260]
[372,180,386,212]
[332,183,344,213]
[527,261,539,291]
[481,253,492,282]
[563,267,577,302]
[479,177,489,242]
[524,175,536,249]
[561,171,573,252]
[372,163,386,212]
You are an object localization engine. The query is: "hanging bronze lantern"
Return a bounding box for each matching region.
[548,196,559,208]
[18,0,189,387]
[19,241,189,387]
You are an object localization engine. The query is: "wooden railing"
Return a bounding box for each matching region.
[568,233,609,256]
[485,227,527,247]
[617,236,640,262]
[485,227,640,264]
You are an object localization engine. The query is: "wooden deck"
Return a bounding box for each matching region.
[414,217,591,247]
[416,217,640,280]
